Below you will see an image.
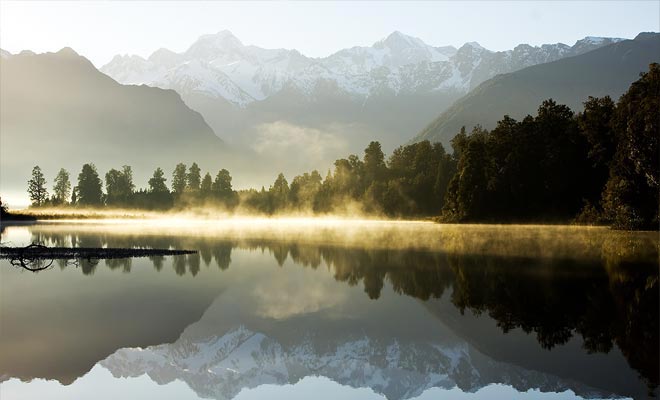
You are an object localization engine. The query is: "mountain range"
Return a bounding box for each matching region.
[102,31,623,108]
[101,324,597,400]
[100,31,625,155]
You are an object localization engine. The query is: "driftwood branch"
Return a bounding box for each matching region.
[0,243,197,272]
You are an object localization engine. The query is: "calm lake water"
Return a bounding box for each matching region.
[0,220,657,400]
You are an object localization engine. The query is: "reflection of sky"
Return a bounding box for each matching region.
[0,223,653,399]
[0,226,33,247]
[250,261,349,319]
[1,367,628,400]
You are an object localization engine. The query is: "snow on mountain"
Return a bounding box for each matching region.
[100,325,598,400]
[0,49,11,59]
[327,31,453,74]
[101,31,626,107]
[568,36,625,56]
[102,30,313,105]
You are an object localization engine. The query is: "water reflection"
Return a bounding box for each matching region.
[0,222,657,399]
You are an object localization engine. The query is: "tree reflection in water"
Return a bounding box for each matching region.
[18,225,660,395]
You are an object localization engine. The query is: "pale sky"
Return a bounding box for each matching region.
[1,1,658,67]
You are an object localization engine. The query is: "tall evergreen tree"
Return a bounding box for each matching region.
[363,141,386,183]
[122,166,134,194]
[171,163,187,195]
[52,168,72,205]
[270,173,290,211]
[146,167,172,209]
[201,173,213,196]
[212,169,233,197]
[27,165,48,207]
[187,162,201,191]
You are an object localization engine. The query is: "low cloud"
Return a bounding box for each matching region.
[251,264,348,319]
[251,121,351,172]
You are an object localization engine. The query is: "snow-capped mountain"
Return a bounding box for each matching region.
[97,274,612,400]
[101,325,602,400]
[101,31,623,107]
[98,31,627,182]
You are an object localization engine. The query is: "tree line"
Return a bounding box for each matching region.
[25,138,452,217]
[442,64,658,230]
[24,64,658,229]
[26,163,238,210]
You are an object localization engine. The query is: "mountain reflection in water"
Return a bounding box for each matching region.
[0,222,657,399]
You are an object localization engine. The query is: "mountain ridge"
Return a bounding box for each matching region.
[100,30,625,107]
[413,32,660,147]
[102,325,603,400]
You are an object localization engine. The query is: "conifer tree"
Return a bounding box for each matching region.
[53,168,72,205]
[187,162,201,191]
[171,163,187,195]
[27,166,48,207]
[77,164,103,206]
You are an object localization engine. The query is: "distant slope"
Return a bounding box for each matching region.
[0,48,224,197]
[413,33,660,148]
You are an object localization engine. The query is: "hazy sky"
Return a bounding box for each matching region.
[1,1,658,67]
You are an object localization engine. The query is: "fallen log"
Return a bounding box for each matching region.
[0,243,197,272]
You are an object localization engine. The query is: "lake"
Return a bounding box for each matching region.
[0,220,657,400]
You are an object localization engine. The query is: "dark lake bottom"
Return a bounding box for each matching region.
[0,220,657,400]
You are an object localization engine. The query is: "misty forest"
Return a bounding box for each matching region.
[20,64,659,230]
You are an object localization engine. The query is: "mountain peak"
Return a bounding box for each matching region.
[57,47,79,57]
[148,47,180,66]
[387,30,407,39]
[465,41,484,50]
[214,29,240,41]
[376,31,426,49]
[185,30,244,59]
[456,41,488,56]
[150,47,176,57]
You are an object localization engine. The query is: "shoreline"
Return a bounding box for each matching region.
[2,209,655,231]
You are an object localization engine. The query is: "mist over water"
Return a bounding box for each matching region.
[1,221,657,399]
